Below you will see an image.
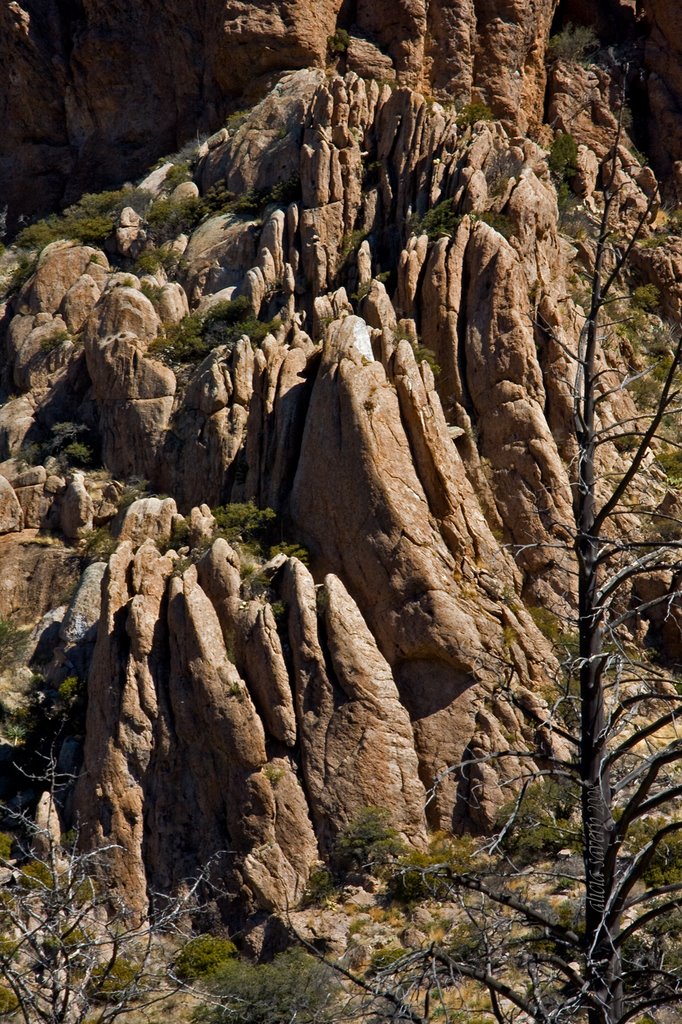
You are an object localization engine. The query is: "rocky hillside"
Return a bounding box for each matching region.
[1,0,682,931]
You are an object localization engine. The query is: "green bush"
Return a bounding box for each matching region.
[0,833,13,861]
[133,248,180,276]
[418,198,462,241]
[625,818,682,889]
[327,28,350,55]
[388,850,451,903]
[152,312,205,362]
[268,542,310,565]
[174,935,237,981]
[193,947,338,1024]
[299,868,337,908]
[656,444,682,485]
[18,859,55,891]
[210,176,301,216]
[0,619,29,671]
[668,209,682,236]
[147,194,206,244]
[412,343,441,376]
[88,957,139,1004]
[151,297,278,365]
[528,605,579,653]
[388,834,481,903]
[456,103,493,129]
[164,162,193,191]
[62,441,94,467]
[368,946,405,973]
[6,254,38,293]
[164,518,191,552]
[16,188,151,252]
[19,420,98,473]
[0,987,19,1015]
[547,23,598,63]
[632,283,661,313]
[40,328,71,353]
[473,211,514,240]
[81,526,117,563]
[496,778,581,865]
[332,807,405,874]
[549,132,579,182]
[212,502,277,555]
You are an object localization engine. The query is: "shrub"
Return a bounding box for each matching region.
[212,502,277,555]
[388,850,451,903]
[632,283,661,313]
[0,832,13,861]
[528,605,579,653]
[20,420,99,473]
[164,161,193,191]
[496,778,581,865]
[456,103,493,129]
[327,28,350,55]
[174,935,237,981]
[151,298,277,365]
[140,281,164,305]
[332,806,405,874]
[201,183,237,217]
[388,834,481,903]
[339,228,368,265]
[269,542,310,565]
[18,859,54,891]
[0,987,19,1014]
[549,132,579,182]
[56,676,85,730]
[7,254,37,293]
[164,518,191,552]
[62,441,95,467]
[656,444,682,485]
[299,868,337,908]
[88,957,139,1003]
[16,188,151,252]
[626,818,682,889]
[81,526,117,563]
[369,946,405,973]
[418,198,461,241]
[152,312,205,363]
[547,23,598,63]
[412,343,441,376]
[147,194,206,244]
[224,176,301,215]
[40,328,71,353]
[194,947,339,1024]
[0,618,29,671]
[474,210,514,240]
[133,248,180,276]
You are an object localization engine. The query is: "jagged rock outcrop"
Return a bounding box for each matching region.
[74,524,431,918]
[5,0,681,230]
[2,1,680,929]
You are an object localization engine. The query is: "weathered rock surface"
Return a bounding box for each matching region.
[0,533,80,624]
[2,5,681,929]
[5,0,679,232]
[0,476,23,534]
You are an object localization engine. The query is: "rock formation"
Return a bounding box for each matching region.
[1,0,680,930]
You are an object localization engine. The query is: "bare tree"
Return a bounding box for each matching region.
[0,770,205,1024]
[311,104,682,1024]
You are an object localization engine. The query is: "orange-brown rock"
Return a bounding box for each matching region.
[0,532,80,624]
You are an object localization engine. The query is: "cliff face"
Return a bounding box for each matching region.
[1,1,682,925]
[8,0,681,231]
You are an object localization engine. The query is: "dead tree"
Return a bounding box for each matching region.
[334,105,682,1024]
[0,772,206,1024]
